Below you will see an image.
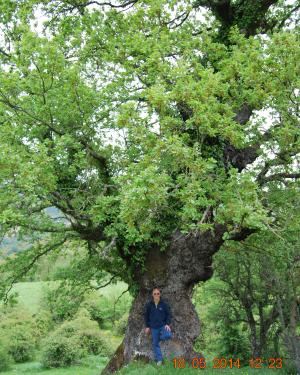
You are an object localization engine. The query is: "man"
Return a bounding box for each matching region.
[144,286,172,366]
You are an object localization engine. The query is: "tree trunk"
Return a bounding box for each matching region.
[101,225,226,374]
[273,327,281,358]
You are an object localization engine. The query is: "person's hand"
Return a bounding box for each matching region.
[164,324,171,331]
[145,327,150,334]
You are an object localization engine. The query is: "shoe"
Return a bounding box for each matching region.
[156,361,163,366]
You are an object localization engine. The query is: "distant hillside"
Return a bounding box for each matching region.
[0,235,28,256]
[0,206,68,257]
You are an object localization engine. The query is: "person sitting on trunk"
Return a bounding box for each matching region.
[144,286,172,366]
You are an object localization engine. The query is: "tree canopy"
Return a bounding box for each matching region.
[0,0,299,299]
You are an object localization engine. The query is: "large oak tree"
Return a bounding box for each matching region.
[0,0,299,373]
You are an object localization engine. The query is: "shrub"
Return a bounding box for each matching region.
[41,282,85,322]
[40,334,86,368]
[40,313,112,368]
[79,329,111,355]
[214,322,251,364]
[33,309,55,342]
[60,313,112,356]
[82,290,132,330]
[6,325,36,363]
[0,308,37,363]
[81,295,108,328]
[0,339,13,372]
[114,313,129,336]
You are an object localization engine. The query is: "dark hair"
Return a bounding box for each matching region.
[152,286,161,293]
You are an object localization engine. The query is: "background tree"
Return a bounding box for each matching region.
[0,0,299,373]
[192,182,299,372]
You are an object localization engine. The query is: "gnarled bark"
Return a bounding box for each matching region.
[101,224,226,374]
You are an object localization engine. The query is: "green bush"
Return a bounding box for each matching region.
[79,328,111,355]
[214,322,251,364]
[81,294,108,328]
[41,282,85,322]
[61,312,112,356]
[40,334,86,368]
[6,325,36,363]
[40,313,112,368]
[0,339,13,372]
[82,290,132,330]
[114,313,129,336]
[0,308,37,363]
[33,309,55,342]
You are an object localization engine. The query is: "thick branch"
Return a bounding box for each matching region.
[228,227,257,242]
[193,0,280,37]
[16,222,74,233]
[256,148,300,185]
[48,192,106,241]
[92,274,117,289]
[224,115,285,173]
[276,3,300,30]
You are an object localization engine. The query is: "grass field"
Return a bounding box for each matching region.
[0,355,108,375]
[1,280,130,315]
[8,281,52,314]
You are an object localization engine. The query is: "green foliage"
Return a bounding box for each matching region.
[0,4,299,371]
[0,338,13,372]
[214,322,250,364]
[40,312,112,368]
[0,307,37,363]
[192,183,300,365]
[33,309,55,342]
[41,277,132,329]
[83,288,132,330]
[214,169,271,231]
[40,335,86,368]
[41,281,86,322]
[114,312,129,336]
[0,356,108,375]
[0,0,299,290]
[118,164,175,245]
[81,295,108,328]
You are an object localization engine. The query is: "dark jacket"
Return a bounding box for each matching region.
[144,298,172,328]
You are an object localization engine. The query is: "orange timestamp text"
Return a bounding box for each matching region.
[173,357,283,369]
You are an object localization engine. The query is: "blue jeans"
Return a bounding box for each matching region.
[151,326,163,361]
